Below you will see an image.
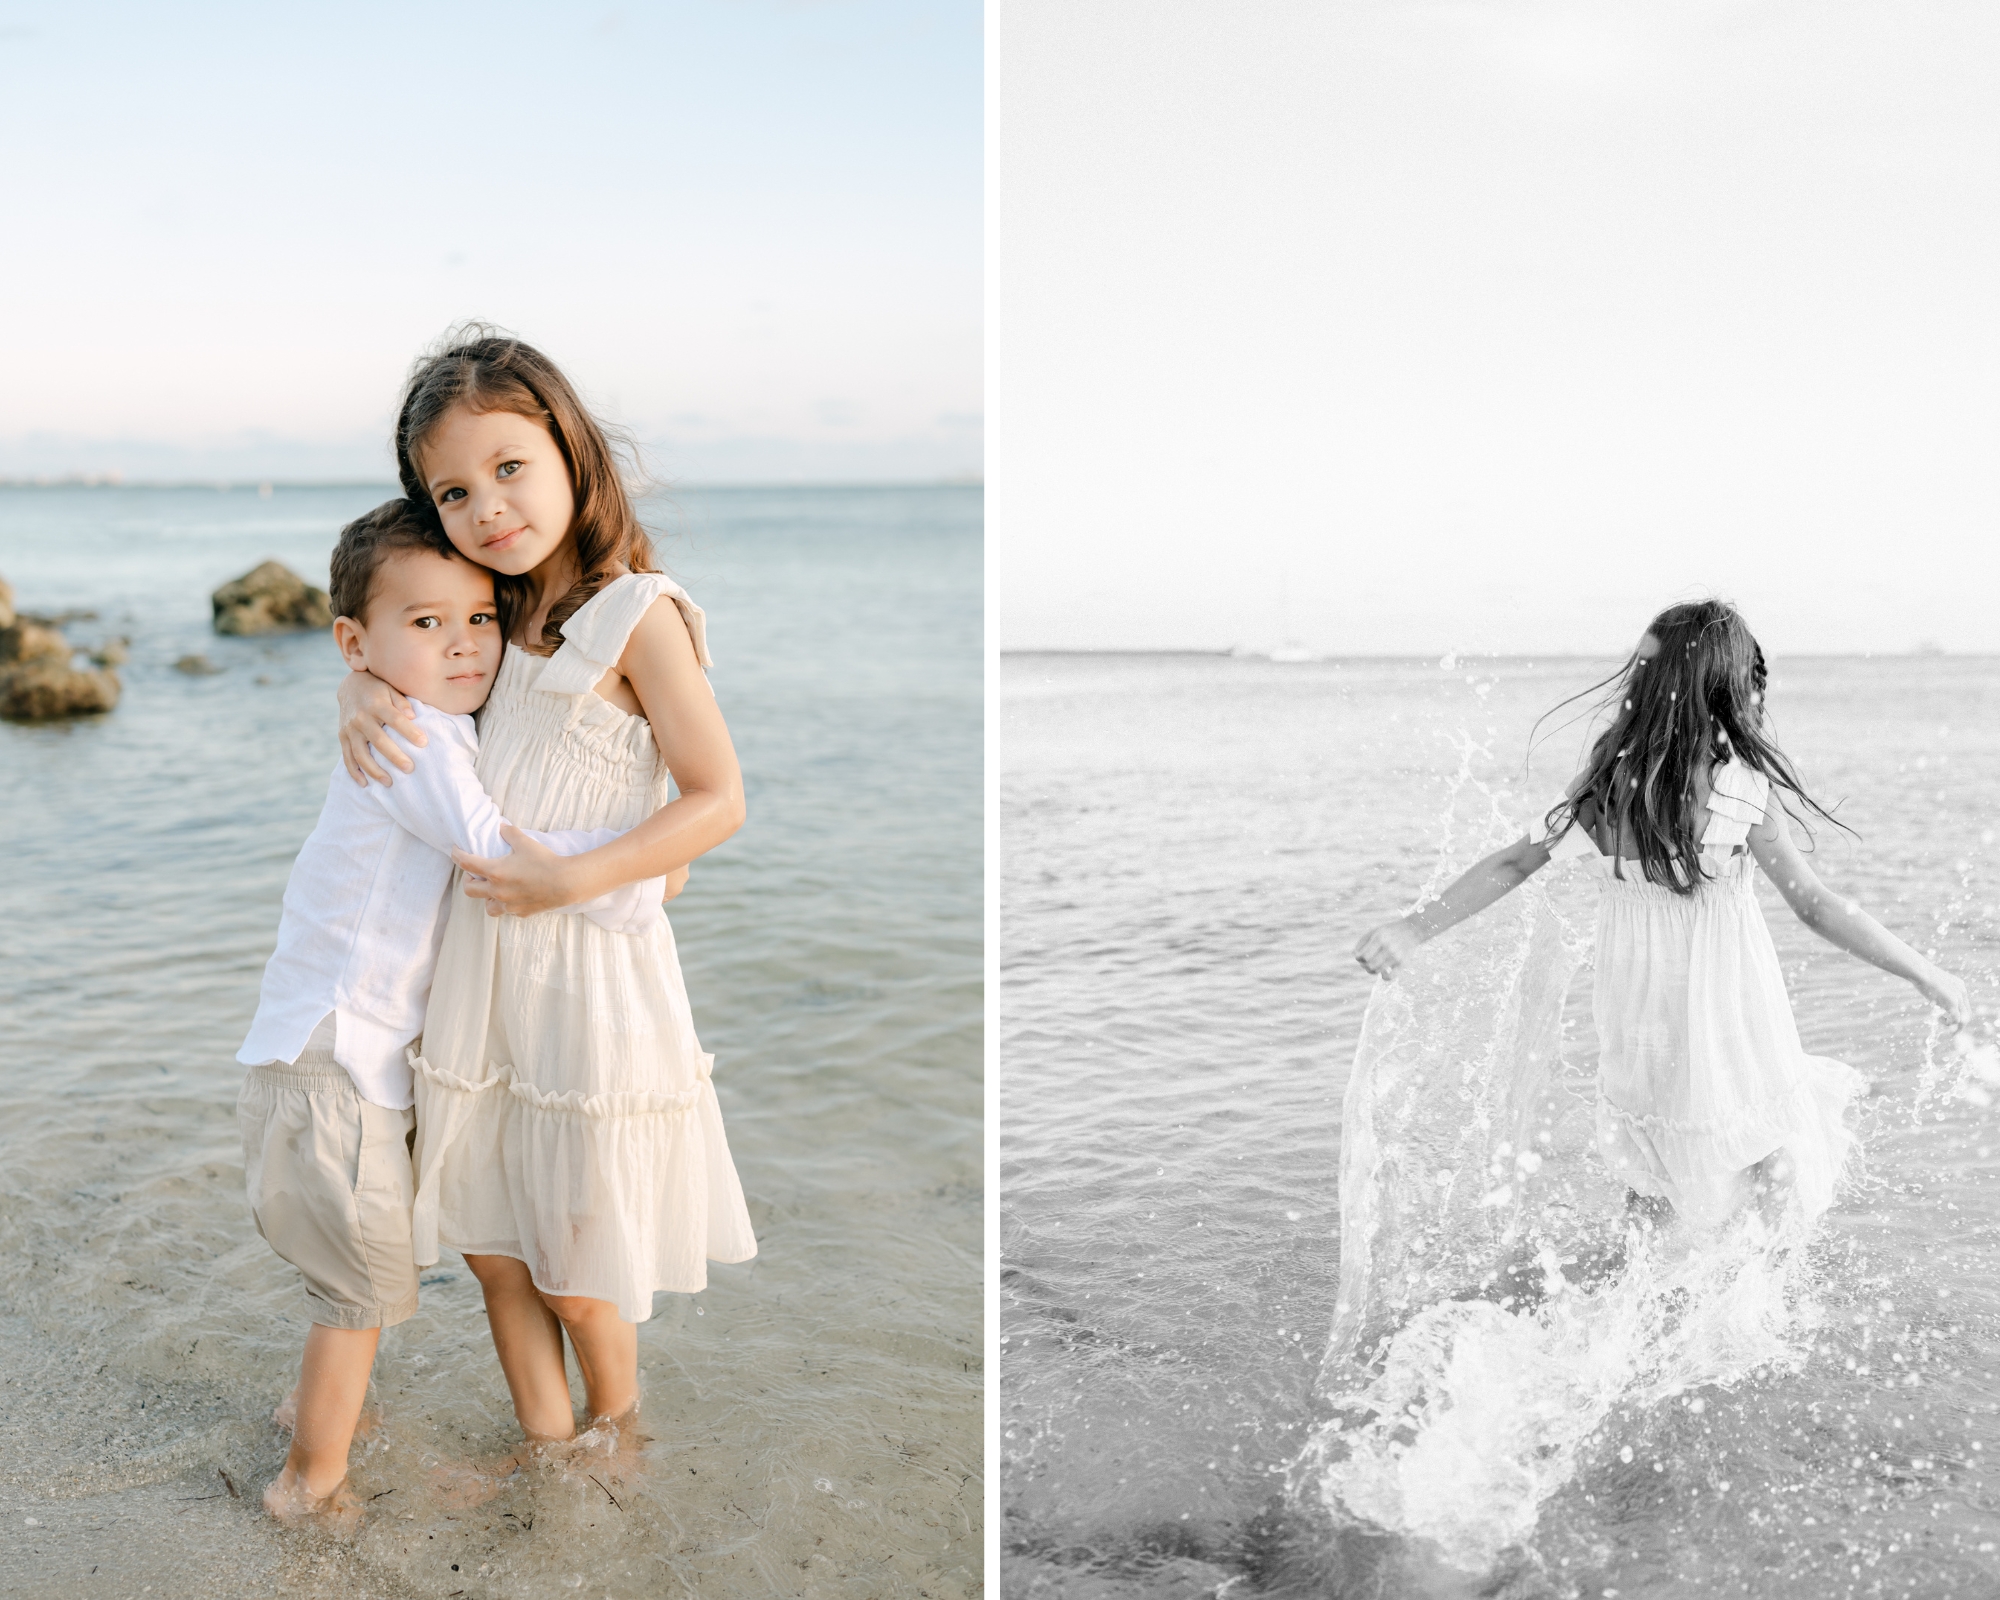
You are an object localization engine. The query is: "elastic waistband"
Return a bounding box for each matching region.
[1600,872,1753,905]
[249,1052,351,1092]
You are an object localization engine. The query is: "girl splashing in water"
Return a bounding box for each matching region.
[1299,601,1975,1573]
[1355,598,1970,1232]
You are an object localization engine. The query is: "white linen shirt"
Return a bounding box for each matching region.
[236,699,666,1108]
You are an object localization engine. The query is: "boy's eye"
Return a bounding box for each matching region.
[439,487,466,504]
[496,460,522,479]
[413,616,439,629]
[470,611,497,626]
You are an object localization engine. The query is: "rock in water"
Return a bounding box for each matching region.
[0,658,120,719]
[211,560,333,636]
[0,619,72,665]
[174,653,224,676]
[0,580,121,719]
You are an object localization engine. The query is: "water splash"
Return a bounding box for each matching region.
[1298,1214,1820,1571]
[1295,758,1829,1573]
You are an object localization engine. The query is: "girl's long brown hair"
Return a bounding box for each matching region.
[395,325,656,655]
[1535,599,1849,893]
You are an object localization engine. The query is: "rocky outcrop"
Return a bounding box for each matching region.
[212,560,333,636]
[0,573,13,629]
[0,581,120,719]
[0,619,71,666]
[0,657,121,719]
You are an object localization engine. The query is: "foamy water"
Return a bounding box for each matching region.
[1002,651,2000,1598]
[0,484,982,1598]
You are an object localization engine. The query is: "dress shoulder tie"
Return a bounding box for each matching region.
[535,572,713,699]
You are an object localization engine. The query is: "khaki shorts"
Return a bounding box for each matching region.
[237,1051,419,1330]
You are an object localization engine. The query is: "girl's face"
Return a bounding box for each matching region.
[418,405,577,577]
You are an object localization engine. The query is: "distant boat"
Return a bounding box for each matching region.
[1229,642,1320,663]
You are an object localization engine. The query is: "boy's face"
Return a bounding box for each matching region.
[332,548,501,715]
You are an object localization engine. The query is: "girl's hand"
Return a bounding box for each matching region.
[1920,967,1973,1029]
[453,825,581,918]
[337,670,424,786]
[1355,917,1424,980]
[662,864,690,902]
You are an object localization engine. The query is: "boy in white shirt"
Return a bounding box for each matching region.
[236,499,671,1523]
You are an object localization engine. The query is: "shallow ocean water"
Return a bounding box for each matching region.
[0,484,982,1599]
[1001,651,2000,1599]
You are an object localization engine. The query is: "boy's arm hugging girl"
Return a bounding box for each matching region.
[237,326,757,1525]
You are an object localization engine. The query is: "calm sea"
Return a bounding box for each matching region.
[1002,650,2000,1599]
[0,484,982,1599]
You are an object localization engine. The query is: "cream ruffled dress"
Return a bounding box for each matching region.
[409,572,757,1321]
[1546,758,1866,1229]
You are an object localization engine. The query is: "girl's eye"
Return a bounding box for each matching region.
[471,611,497,626]
[413,616,439,630]
[496,460,521,479]
[439,487,466,504]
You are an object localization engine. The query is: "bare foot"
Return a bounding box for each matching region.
[577,1402,648,1463]
[262,1466,364,1531]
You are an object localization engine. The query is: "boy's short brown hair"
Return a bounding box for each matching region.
[328,499,453,623]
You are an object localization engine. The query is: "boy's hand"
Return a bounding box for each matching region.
[337,669,423,787]
[453,826,579,918]
[1354,917,1423,980]
[662,864,691,902]
[1920,967,1973,1029]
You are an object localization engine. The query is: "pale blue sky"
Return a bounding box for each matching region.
[998,1,2000,655]
[0,0,980,483]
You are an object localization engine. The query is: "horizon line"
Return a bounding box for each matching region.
[0,475,982,493]
[1001,647,1993,661]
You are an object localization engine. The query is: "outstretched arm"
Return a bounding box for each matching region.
[1354,834,1553,979]
[1748,805,1970,1025]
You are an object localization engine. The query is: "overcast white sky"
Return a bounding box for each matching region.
[0,0,979,484]
[996,1,2000,656]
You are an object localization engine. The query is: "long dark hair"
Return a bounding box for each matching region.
[394,325,656,655]
[1536,599,1847,892]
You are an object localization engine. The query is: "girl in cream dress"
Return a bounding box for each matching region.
[408,569,757,1316]
[340,330,755,1447]
[1354,599,1970,1231]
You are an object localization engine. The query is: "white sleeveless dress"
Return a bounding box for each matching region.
[408,573,757,1321]
[1546,759,1866,1229]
